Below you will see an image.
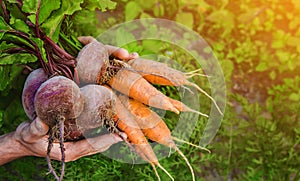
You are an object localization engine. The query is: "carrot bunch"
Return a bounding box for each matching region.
[75,36,220,180]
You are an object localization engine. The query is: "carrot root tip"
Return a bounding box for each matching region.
[156,163,174,181]
[172,136,211,153]
[176,148,195,181]
[185,73,210,78]
[189,82,224,116]
[185,68,207,76]
[150,163,161,181]
[189,109,209,118]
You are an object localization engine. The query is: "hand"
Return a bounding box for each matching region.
[0,118,122,166]
[77,36,139,61]
[18,117,123,162]
[0,42,137,165]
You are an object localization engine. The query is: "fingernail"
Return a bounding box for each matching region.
[131,52,139,58]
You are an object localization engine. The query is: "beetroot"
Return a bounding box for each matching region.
[22,68,48,120]
[63,85,117,141]
[34,76,84,126]
[34,75,84,181]
[74,85,117,134]
[76,39,125,85]
[63,118,84,141]
[76,40,108,84]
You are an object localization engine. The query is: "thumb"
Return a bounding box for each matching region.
[19,117,49,143]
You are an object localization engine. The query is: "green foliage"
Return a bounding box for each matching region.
[0,0,117,134]
[22,0,61,24]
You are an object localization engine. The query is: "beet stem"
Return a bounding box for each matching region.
[1,0,10,23]
[35,0,41,38]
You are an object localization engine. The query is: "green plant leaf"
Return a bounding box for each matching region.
[83,0,117,11]
[125,1,142,21]
[206,10,234,37]
[0,17,13,39]
[98,0,117,11]
[289,93,299,101]
[22,0,61,24]
[271,30,288,49]
[6,0,18,3]
[115,28,136,47]
[40,0,83,41]
[0,41,18,53]
[140,12,152,19]
[31,37,47,62]
[0,53,37,65]
[0,64,23,92]
[269,71,276,80]
[0,66,10,92]
[153,3,164,17]
[176,12,194,29]
[10,18,30,34]
[245,147,260,153]
[255,61,268,72]
[1,33,35,50]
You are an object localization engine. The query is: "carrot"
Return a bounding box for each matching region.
[108,65,179,114]
[118,95,211,181]
[76,37,179,114]
[113,92,174,181]
[127,58,223,115]
[166,97,209,118]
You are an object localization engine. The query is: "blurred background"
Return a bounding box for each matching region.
[1,0,300,180]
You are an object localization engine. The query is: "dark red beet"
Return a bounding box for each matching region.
[34,76,84,126]
[22,68,48,120]
[63,85,116,141]
[75,85,116,132]
[76,40,108,84]
[63,118,84,141]
[34,75,84,181]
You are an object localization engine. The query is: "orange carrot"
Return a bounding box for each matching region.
[112,90,174,181]
[108,66,179,114]
[76,37,179,114]
[119,95,211,181]
[167,97,209,118]
[127,58,223,115]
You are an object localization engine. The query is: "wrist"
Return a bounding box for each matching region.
[0,131,28,165]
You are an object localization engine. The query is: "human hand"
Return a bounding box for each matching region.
[0,117,122,165]
[13,117,122,162]
[77,36,139,61]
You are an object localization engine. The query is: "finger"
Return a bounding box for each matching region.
[105,45,139,61]
[50,134,123,162]
[128,52,139,59]
[19,117,49,143]
[77,36,96,45]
